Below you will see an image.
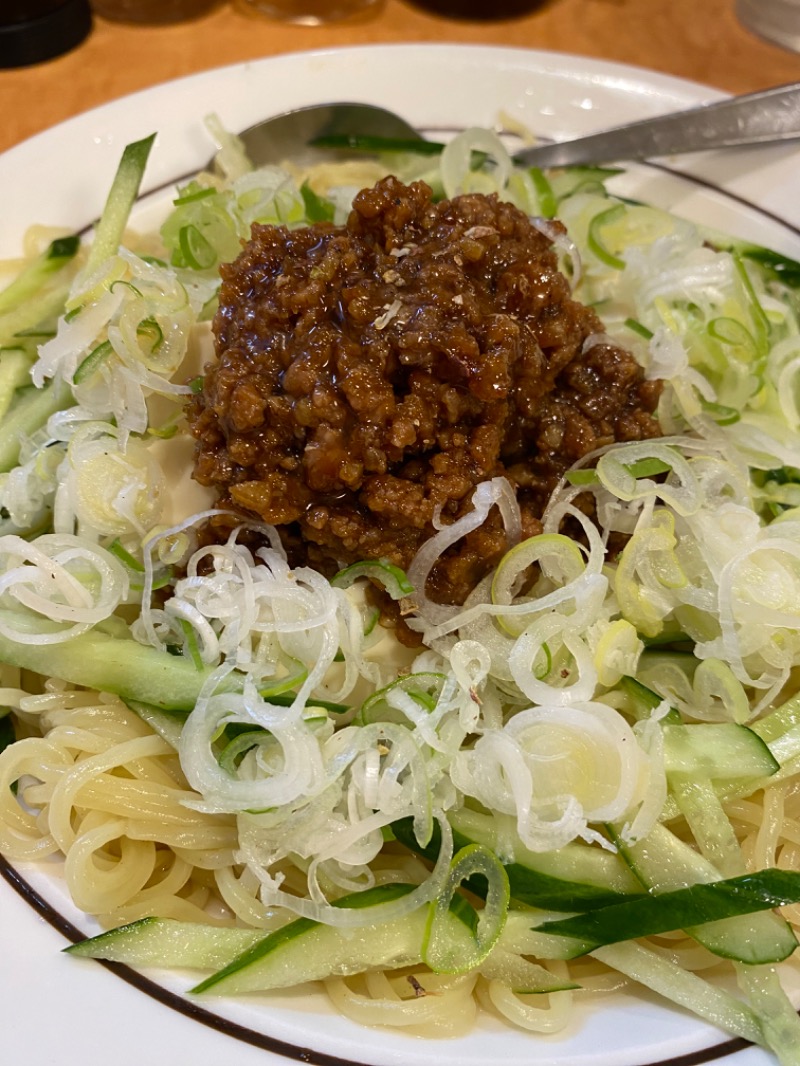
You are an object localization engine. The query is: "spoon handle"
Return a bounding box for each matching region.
[514,82,800,169]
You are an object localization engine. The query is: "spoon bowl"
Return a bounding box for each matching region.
[230,101,423,169]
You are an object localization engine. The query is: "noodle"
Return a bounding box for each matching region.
[0,689,239,926]
[326,971,479,1036]
[479,971,574,1033]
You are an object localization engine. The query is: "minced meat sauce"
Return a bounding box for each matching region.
[189,176,661,609]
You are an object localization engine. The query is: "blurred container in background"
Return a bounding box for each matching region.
[736,0,800,52]
[91,0,218,22]
[236,0,381,24]
[406,0,543,18]
[0,0,92,67]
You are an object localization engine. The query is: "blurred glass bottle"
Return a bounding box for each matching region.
[407,0,542,17]
[237,0,381,25]
[91,0,219,23]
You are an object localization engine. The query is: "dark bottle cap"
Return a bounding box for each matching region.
[0,0,92,69]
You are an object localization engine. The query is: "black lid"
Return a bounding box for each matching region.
[0,0,92,69]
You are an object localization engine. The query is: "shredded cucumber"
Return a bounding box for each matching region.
[66,916,263,969]
[540,869,800,956]
[68,894,577,995]
[591,942,765,1046]
[611,823,798,965]
[83,134,155,276]
[393,810,643,911]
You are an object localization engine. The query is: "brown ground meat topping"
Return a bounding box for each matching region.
[188,176,661,606]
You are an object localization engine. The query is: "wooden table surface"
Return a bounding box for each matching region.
[2,0,800,157]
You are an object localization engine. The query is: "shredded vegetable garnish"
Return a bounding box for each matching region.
[1,120,800,1065]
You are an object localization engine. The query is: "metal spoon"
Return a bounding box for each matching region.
[231,102,422,168]
[514,81,800,168]
[231,83,800,170]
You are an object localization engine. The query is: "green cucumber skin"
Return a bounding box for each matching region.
[0,610,238,711]
[620,675,680,724]
[621,676,778,779]
[611,826,798,965]
[663,723,779,779]
[193,884,424,995]
[68,910,578,995]
[66,917,262,970]
[539,870,800,961]
[192,917,319,993]
[192,918,425,996]
[84,134,156,275]
[0,378,72,472]
[392,814,643,912]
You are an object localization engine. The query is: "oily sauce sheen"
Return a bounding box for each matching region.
[189,176,661,607]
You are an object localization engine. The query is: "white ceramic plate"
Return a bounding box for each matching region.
[1,43,799,1066]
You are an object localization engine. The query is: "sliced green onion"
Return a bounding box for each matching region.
[707,316,756,355]
[12,328,57,339]
[141,255,168,268]
[331,559,414,600]
[218,729,268,774]
[136,316,164,353]
[300,182,335,223]
[107,538,145,572]
[565,456,672,487]
[698,397,740,426]
[178,618,204,672]
[624,317,653,340]
[528,167,557,219]
[564,468,598,486]
[109,279,143,297]
[490,532,585,636]
[178,224,217,271]
[259,661,309,699]
[259,691,350,715]
[147,415,181,440]
[173,185,218,207]
[109,542,174,594]
[550,165,624,202]
[534,640,552,681]
[129,572,173,594]
[357,672,445,726]
[732,254,769,355]
[422,843,510,974]
[624,457,672,478]
[587,204,627,270]
[73,340,113,384]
